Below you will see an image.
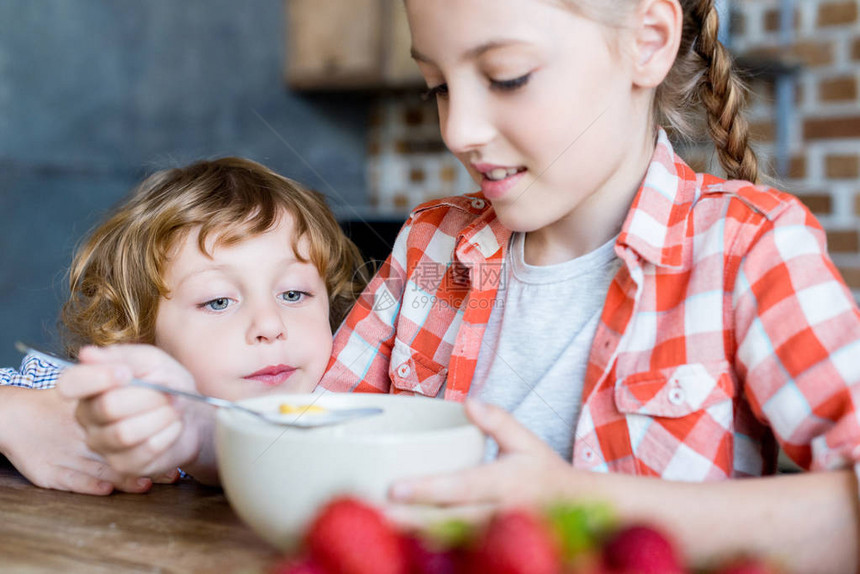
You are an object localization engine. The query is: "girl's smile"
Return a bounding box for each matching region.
[472,162,528,200]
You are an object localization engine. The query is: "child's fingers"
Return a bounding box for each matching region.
[71,455,154,493]
[100,420,184,476]
[54,466,150,496]
[52,466,115,496]
[84,404,180,454]
[389,453,564,508]
[111,475,153,494]
[384,501,495,531]
[464,399,556,457]
[151,468,181,484]
[56,363,130,400]
[77,386,171,426]
[80,344,196,392]
[389,464,509,507]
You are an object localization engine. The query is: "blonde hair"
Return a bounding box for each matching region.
[61,157,368,356]
[566,0,759,183]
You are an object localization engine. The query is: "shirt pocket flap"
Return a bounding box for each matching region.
[389,338,448,398]
[615,361,735,418]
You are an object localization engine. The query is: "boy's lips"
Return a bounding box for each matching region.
[244,365,297,386]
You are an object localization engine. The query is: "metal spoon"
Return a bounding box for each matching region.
[15,342,382,429]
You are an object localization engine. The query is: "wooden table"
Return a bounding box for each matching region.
[0,458,281,573]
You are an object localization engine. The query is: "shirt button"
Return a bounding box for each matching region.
[582,448,595,463]
[471,198,486,209]
[396,363,411,378]
[668,388,685,405]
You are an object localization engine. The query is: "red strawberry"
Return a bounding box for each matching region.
[602,524,683,574]
[469,508,562,574]
[715,557,779,574]
[270,556,328,574]
[402,533,461,574]
[306,496,408,574]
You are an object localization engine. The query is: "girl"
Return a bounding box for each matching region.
[62,0,860,570]
[1,157,366,489]
[323,0,860,570]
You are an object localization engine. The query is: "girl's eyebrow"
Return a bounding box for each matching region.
[411,40,528,64]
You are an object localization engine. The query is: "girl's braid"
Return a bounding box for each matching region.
[689,0,760,183]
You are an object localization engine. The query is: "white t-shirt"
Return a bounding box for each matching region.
[469,232,621,462]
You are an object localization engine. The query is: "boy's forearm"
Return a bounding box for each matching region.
[562,468,859,573]
[0,386,23,455]
[0,386,44,456]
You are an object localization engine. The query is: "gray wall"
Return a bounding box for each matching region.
[0,1,371,366]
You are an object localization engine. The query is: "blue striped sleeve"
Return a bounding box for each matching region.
[0,354,61,389]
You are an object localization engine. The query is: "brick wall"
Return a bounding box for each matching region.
[728,0,860,297]
[367,95,473,213]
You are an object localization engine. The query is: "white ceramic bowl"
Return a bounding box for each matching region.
[215,393,485,550]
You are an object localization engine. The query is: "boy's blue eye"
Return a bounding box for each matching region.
[490,74,531,91]
[280,290,307,303]
[203,298,231,311]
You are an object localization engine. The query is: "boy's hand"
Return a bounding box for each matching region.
[0,385,164,495]
[57,344,207,479]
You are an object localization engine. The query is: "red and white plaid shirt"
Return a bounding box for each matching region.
[321,130,860,481]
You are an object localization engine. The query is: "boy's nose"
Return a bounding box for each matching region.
[439,89,495,155]
[247,300,287,344]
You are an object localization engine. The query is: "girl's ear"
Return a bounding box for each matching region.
[630,0,683,88]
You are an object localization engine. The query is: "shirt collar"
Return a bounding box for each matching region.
[456,198,512,263]
[616,128,700,270]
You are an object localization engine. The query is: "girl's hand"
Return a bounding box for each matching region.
[387,400,574,525]
[0,385,172,495]
[56,344,206,479]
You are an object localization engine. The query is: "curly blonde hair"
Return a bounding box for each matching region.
[61,157,368,356]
